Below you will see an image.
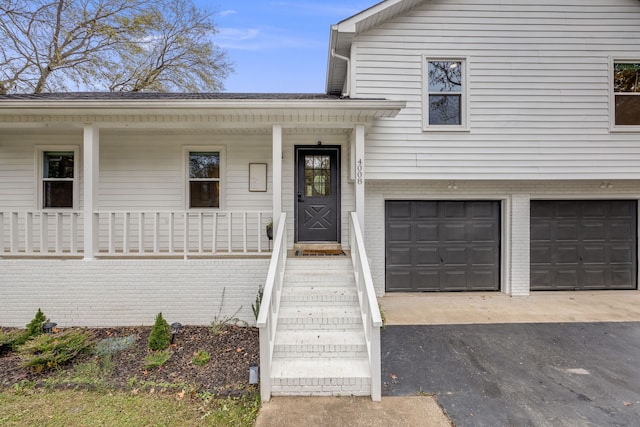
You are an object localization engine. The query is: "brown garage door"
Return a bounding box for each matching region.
[530,200,637,290]
[385,200,501,292]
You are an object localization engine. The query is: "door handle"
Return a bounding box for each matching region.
[298,192,304,202]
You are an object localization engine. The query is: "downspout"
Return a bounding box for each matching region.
[331,49,350,97]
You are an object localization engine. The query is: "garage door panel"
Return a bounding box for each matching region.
[472,223,497,241]
[388,247,412,266]
[386,270,413,291]
[581,222,605,240]
[556,270,579,288]
[471,270,498,290]
[611,246,633,263]
[441,270,468,289]
[556,246,579,264]
[413,270,440,291]
[471,247,496,265]
[443,202,465,218]
[613,270,635,288]
[442,223,466,242]
[557,223,579,240]
[531,245,552,264]
[531,269,551,289]
[414,247,439,266]
[471,202,497,218]
[581,202,606,217]
[555,201,579,218]
[386,200,500,292]
[582,246,606,264]
[610,200,635,217]
[530,200,637,291]
[416,224,439,242]
[583,269,606,287]
[387,224,412,243]
[415,201,438,218]
[387,201,412,219]
[610,222,633,240]
[531,223,552,241]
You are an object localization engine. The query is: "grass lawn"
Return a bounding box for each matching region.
[0,387,260,426]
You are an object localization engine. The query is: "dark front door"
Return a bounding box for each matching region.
[385,200,501,292]
[530,200,637,290]
[295,146,340,242]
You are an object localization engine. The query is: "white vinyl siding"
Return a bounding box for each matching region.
[352,0,640,180]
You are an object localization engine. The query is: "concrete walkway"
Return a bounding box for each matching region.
[381,290,640,325]
[255,291,640,426]
[255,396,451,427]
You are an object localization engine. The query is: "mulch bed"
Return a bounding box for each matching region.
[0,325,259,395]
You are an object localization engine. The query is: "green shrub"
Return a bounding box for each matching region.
[251,286,264,321]
[0,329,23,355]
[148,312,171,351]
[192,350,211,366]
[13,308,48,348]
[144,350,171,370]
[94,334,137,356]
[18,329,94,372]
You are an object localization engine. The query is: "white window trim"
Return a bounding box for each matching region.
[609,57,640,133]
[35,145,80,210]
[422,55,470,132]
[183,145,226,210]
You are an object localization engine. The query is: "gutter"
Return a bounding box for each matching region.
[330,49,351,97]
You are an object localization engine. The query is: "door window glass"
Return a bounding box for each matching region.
[304,155,331,196]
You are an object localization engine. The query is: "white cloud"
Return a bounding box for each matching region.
[219,9,237,17]
[267,1,366,18]
[215,26,324,51]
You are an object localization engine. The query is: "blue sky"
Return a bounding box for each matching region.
[199,1,377,93]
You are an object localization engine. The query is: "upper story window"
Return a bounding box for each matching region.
[41,150,76,209]
[612,61,640,129]
[424,58,467,130]
[188,150,221,208]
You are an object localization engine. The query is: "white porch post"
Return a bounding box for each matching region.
[354,124,366,228]
[83,125,99,260]
[272,124,283,226]
[509,194,531,295]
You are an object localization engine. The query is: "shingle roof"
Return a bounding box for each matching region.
[0,92,344,101]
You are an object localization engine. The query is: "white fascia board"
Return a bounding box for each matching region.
[335,0,406,33]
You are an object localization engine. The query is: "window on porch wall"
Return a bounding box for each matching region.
[42,151,75,208]
[188,151,220,208]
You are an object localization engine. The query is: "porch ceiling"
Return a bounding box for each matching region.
[0,95,405,130]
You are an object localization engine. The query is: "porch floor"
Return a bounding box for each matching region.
[380,290,640,325]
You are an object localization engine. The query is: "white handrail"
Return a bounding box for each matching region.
[257,212,287,402]
[1,210,272,257]
[349,211,382,401]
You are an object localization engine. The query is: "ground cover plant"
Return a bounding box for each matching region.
[0,322,260,426]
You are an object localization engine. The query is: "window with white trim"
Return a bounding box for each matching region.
[424,58,467,129]
[188,150,221,208]
[40,150,77,209]
[612,61,640,128]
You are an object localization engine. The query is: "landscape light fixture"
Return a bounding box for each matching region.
[170,322,182,344]
[42,322,57,334]
[249,363,259,385]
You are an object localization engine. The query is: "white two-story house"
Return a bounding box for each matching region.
[2,0,640,400]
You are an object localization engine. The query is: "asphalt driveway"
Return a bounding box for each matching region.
[381,322,640,426]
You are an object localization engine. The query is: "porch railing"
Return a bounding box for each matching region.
[0,211,82,255]
[1,210,272,257]
[257,212,287,402]
[349,211,383,401]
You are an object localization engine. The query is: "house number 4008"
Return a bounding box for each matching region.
[356,159,363,184]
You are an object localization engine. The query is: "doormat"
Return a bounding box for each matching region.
[295,250,346,257]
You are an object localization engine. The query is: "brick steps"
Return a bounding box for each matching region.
[270,257,370,396]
